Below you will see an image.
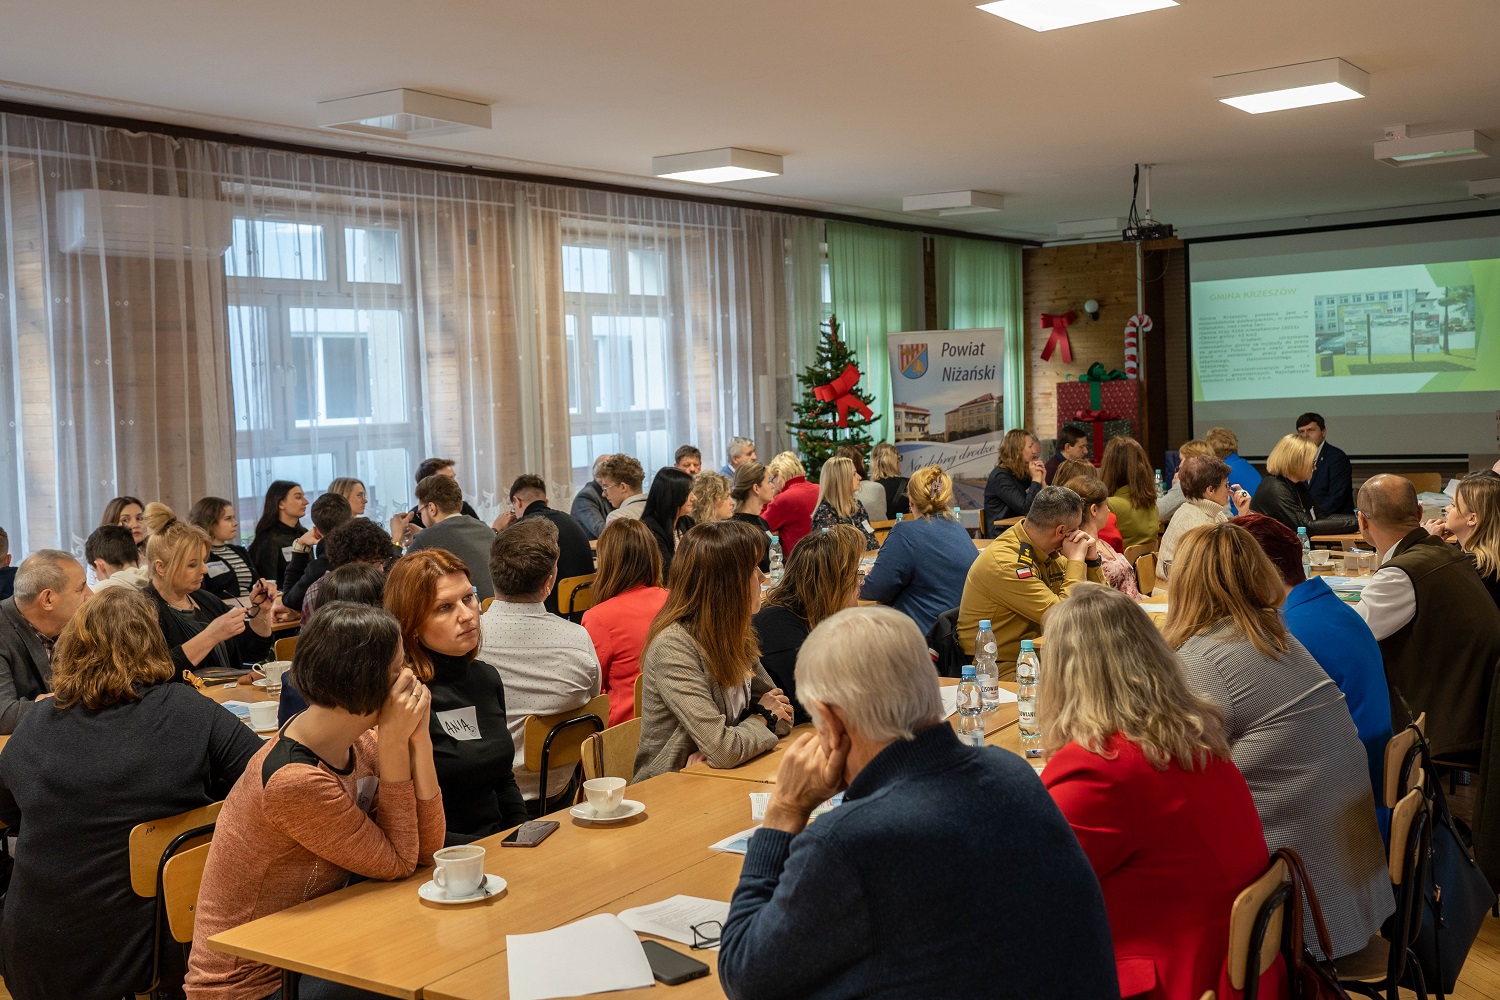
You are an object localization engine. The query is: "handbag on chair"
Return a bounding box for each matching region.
[1412,761,1495,996]
[1274,847,1353,1000]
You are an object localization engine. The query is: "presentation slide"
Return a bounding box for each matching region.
[1189,217,1500,457]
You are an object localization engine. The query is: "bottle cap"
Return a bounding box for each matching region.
[1297,526,1307,535]
[961,664,976,679]
[978,619,991,630]
[1020,639,1035,652]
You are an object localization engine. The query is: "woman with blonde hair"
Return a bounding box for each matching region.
[755,524,865,723]
[835,445,887,522]
[327,477,369,517]
[142,502,274,681]
[1039,583,1286,1000]
[983,428,1045,533]
[1159,438,1216,522]
[870,441,910,518]
[582,519,670,725]
[0,588,263,1000]
[1059,476,1142,600]
[690,470,735,525]
[762,451,819,554]
[1249,433,1318,532]
[1100,437,1159,549]
[1164,522,1392,960]
[634,520,793,781]
[810,456,878,550]
[1426,472,1500,610]
[859,466,977,633]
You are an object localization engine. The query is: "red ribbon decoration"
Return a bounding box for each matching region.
[1073,407,1119,462]
[814,363,874,427]
[1039,311,1078,363]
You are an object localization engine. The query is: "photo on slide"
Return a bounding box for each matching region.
[1314,284,1476,377]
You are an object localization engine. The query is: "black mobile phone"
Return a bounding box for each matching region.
[641,940,710,985]
[500,820,559,848]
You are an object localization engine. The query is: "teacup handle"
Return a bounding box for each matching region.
[433,865,449,890]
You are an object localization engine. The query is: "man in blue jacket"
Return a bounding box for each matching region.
[1298,412,1354,516]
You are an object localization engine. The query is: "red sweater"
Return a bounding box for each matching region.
[762,476,820,554]
[581,585,669,726]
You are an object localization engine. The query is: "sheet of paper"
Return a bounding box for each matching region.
[618,894,730,951]
[507,913,654,1000]
[1323,576,1370,591]
[218,701,251,719]
[709,825,761,854]
[940,686,959,719]
[1139,602,1169,614]
[987,687,1019,705]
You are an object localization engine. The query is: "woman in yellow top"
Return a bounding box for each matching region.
[1100,437,1160,548]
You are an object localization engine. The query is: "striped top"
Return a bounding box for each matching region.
[1178,625,1393,961]
[211,544,254,596]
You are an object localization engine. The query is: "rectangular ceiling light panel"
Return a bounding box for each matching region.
[902,191,1006,216]
[1373,130,1495,167]
[317,89,491,139]
[976,0,1177,32]
[652,148,782,183]
[1214,58,1368,114]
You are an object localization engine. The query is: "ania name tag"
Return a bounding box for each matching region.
[436,706,482,741]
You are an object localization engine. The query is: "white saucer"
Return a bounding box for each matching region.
[251,678,282,688]
[251,723,279,735]
[417,873,506,905]
[569,799,645,823]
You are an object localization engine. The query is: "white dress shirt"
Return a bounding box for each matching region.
[478,600,602,801]
[1354,542,1416,640]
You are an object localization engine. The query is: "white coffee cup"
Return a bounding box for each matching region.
[583,777,627,817]
[262,661,291,691]
[248,701,279,731]
[432,845,487,899]
[1309,549,1331,568]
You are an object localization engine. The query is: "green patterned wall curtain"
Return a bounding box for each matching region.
[935,235,1025,430]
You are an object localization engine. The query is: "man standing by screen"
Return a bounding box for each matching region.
[1298,412,1353,516]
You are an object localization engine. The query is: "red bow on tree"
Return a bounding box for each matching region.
[814,363,873,427]
[1039,311,1077,363]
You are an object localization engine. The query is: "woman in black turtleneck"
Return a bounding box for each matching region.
[385,549,527,844]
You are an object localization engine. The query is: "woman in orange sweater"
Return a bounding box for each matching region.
[581,519,669,726]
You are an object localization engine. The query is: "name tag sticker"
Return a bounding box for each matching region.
[862,521,874,533]
[355,776,378,815]
[436,706,482,741]
[281,546,296,560]
[205,562,231,578]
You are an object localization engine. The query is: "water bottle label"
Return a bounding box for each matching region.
[1018,705,1036,727]
[982,641,996,656]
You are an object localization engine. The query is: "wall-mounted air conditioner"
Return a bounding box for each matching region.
[56,189,234,258]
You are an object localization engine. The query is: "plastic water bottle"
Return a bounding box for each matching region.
[956,665,985,748]
[1298,527,1312,579]
[895,513,904,523]
[1154,469,1165,496]
[1017,639,1041,756]
[767,534,784,585]
[974,620,1000,713]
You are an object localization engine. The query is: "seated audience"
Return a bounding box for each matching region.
[1298,412,1354,517]
[674,444,702,476]
[983,428,1045,534]
[277,563,388,723]
[327,476,369,517]
[280,491,353,612]
[1164,522,1392,960]
[407,456,480,522]
[1101,436,1160,549]
[0,588,262,1000]
[718,606,1118,1000]
[810,456,878,551]
[835,445,887,522]
[478,518,601,806]
[859,466,977,632]
[190,497,254,599]
[1060,477,1142,601]
[1206,427,1262,504]
[571,454,615,539]
[1053,458,1121,547]
[302,518,394,620]
[634,520,793,781]
[756,525,863,724]
[601,454,648,524]
[143,503,273,680]
[691,470,735,525]
[1046,425,1091,484]
[1425,472,1500,610]
[1232,513,1392,831]
[0,550,91,734]
[761,452,819,555]
[640,466,695,577]
[0,527,12,601]
[100,495,147,548]
[1157,455,1250,579]
[505,474,595,615]
[1158,438,1215,523]
[185,603,445,1000]
[720,436,758,477]
[870,441,910,517]
[86,525,149,592]
[247,479,308,585]
[730,461,775,572]
[958,486,1103,663]
[1041,584,1287,999]
[386,548,528,843]
[407,474,497,600]
[1356,474,1500,761]
[581,519,670,726]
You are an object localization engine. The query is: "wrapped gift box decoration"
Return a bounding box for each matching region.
[1055,375,1140,432]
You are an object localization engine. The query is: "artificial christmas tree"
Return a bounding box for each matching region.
[787,315,881,481]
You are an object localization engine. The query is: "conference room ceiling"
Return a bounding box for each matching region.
[1,0,1497,241]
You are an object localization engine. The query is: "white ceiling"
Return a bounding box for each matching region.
[2,0,1499,241]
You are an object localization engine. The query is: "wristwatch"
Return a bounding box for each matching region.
[291,540,311,554]
[1085,556,1103,567]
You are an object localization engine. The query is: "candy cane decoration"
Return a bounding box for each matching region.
[1123,314,1151,379]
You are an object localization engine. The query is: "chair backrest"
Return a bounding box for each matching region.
[481,596,495,613]
[869,519,895,545]
[162,843,212,944]
[1228,857,1290,991]
[581,718,642,783]
[1123,541,1157,565]
[924,607,965,678]
[1384,787,1432,982]
[1397,472,1443,494]
[632,673,645,720]
[522,693,610,806]
[1383,723,1430,808]
[1134,552,1157,595]
[128,801,223,898]
[273,636,298,662]
[557,574,596,618]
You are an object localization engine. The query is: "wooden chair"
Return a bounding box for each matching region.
[1396,472,1443,494]
[272,636,297,661]
[162,842,212,945]
[1337,787,1431,999]
[1134,553,1156,595]
[521,693,609,816]
[557,573,596,622]
[1122,541,1158,566]
[128,801,221,998]
[581,718,642,783]
[632,674,645,720]
[1382,716,1427,809]
[869,519,895,545]
[481,596,495,613]
[1227,856,1290,1000]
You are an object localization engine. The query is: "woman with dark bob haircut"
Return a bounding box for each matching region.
[186,603,445,1000]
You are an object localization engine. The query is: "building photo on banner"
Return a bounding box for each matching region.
[887,328,1005,508]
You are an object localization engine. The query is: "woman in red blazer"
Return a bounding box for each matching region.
[1039,584,1289,1000]
[580,519,669,726]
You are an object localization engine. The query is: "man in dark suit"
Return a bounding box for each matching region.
[0,550,92,734]
[1298,411,1353,516]
[501,474,595,617]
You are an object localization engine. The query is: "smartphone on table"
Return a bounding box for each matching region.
[641,940,710,985]
[500,820,559,848]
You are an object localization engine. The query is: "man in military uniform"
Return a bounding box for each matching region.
[958,485,1104,668]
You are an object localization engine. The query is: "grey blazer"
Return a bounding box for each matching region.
[633,623,790,782]
[0,598,53,735]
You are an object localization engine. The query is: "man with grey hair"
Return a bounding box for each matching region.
[958,485,1104,664]
[569,453,615,540]
[718,436,757,477]
[719,606,1117,1000]
[0,550,92,733]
